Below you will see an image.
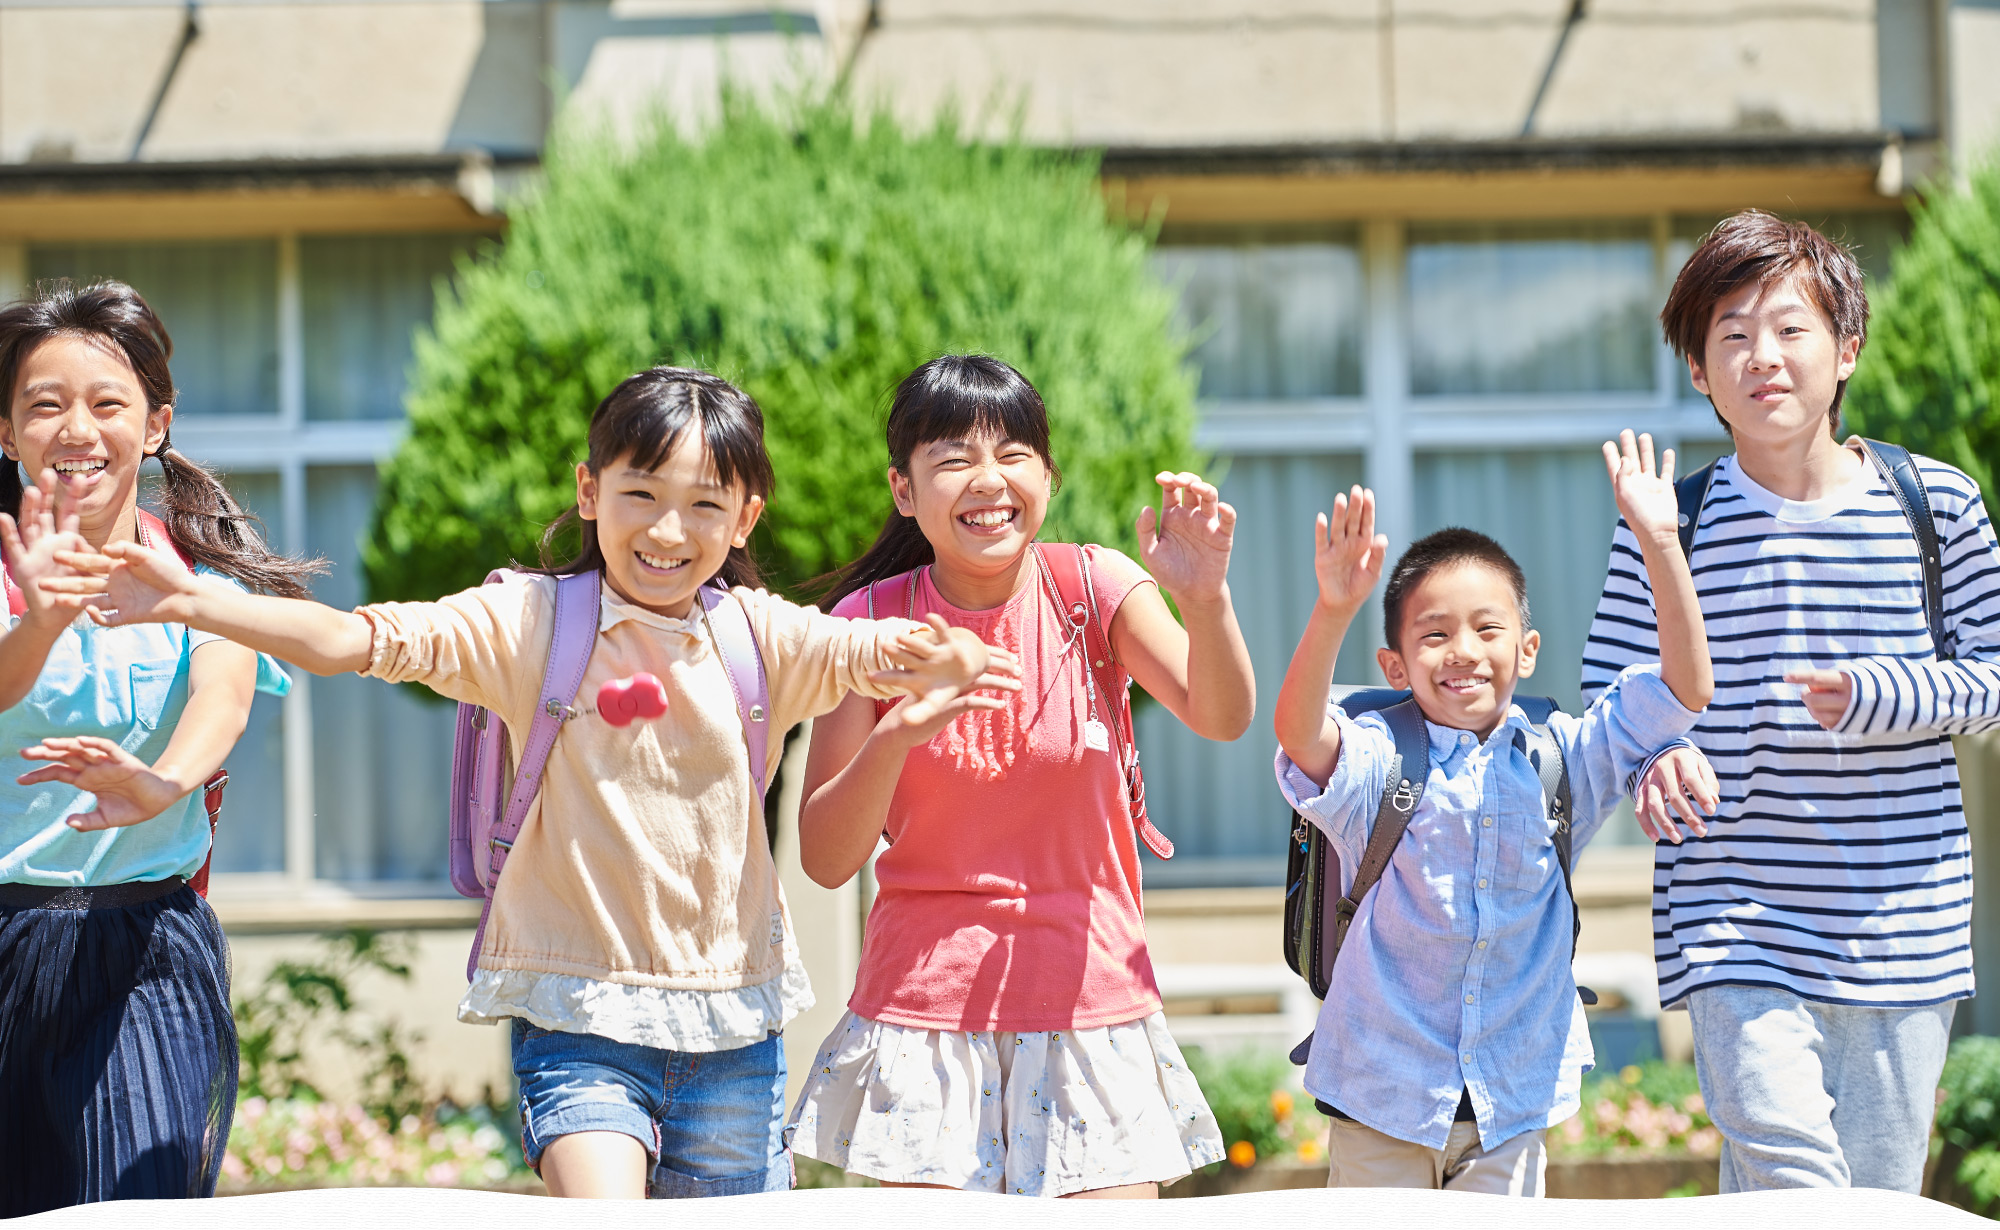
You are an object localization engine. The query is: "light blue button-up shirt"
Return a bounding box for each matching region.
[0,569,289,887]
[1275,664,1697,1149]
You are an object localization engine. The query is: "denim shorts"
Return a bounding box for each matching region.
[511,1019,790,1197]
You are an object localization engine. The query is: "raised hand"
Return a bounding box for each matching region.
[1633,744,1719,844]
[42,539,199,626]
[19,736,186,830]
[1314,486,1388,615]
[0,470,93,628]
[1138,472,1235,606]
[1602,430,1680,545]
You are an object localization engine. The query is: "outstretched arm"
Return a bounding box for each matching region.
[45,539,372,676]
[1273,486,1387,788]
[1114,472,1256,741]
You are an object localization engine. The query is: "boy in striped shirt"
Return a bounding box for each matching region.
[1583,210,2000,1194]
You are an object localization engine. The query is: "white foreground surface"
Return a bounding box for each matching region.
[14,1186,1985,1228]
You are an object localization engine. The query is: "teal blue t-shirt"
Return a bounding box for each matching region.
[0,570,290,887]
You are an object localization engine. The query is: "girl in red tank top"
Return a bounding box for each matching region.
[785,355,1256,1197]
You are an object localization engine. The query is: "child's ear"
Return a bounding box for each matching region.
[0,415,14,462]
[1517,627,1541,680]
[889,466,918,517]
[1377,646,1409,690]
[1835,332,1861,382]
[575,463,599,521]
[732,493,766,548]
[144,403,173,457]
[1686,353,1711,398]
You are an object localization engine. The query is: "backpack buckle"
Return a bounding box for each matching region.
[1292,817,1310,852]
[544,699,578,721]
[1391,778,1417,812]
[489,835,513,853]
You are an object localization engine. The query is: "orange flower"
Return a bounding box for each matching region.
[1297,1137,1324,1164]
[1228,1140,1257,1169]
[1270,1089,1294,1120]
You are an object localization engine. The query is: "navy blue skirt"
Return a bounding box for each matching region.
[0,878,237,1215]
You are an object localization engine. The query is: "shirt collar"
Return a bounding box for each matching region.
[596,578,706,641]
[1423,707,1530,765]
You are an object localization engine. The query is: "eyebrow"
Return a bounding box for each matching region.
[618,467,726,491]
[1717,299,1813,324]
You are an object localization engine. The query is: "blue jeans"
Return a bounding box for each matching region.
[511,1019,790,1197]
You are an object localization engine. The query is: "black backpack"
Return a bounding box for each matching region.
[1675,438,1948,659]
[1281,687,1593,1063]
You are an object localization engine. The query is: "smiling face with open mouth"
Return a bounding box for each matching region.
[576,427,764,620]
[892,429,1052,606]
[1,333,170,545]
[1377,560,1540,741]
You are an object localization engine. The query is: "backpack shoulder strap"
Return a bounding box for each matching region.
[1674,460,1719,562]
[1039,541,1175,859]
[1513,703,1599,1005]
[465,569,599,978]
[700,583,774,802]
[485,570,600,883]
[1328,697,1428,955]
[1859,438,1949,660]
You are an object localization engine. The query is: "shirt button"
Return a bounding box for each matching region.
[1462,1053,1473,1063]
[1459,733,1472,746]
[1477,940,1488,949]
[1465,994,1475,1004]
[1482,817,1493,827]
[1477,878,1488,888]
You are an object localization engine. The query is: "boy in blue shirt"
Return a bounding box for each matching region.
[1271,433,1714,1193]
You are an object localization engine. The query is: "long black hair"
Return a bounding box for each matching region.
[531,366,775,589]
[821,354,1060,606]
[0,279,324,598]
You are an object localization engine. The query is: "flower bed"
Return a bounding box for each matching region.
[1551,1061,1722,1161]
[219,1099,534,1193]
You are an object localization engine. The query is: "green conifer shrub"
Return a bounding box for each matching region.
[1845,162,2000,492]
[363,91,1198,603]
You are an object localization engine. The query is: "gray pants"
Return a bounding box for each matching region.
[1687,984,1955,1193]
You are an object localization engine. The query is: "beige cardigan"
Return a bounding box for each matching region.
[360,574,909,990]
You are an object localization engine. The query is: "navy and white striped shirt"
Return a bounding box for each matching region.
[1583,451,2000,1009]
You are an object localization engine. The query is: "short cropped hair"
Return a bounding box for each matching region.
[1382,528,1531,652]
[1659,209,1870,435]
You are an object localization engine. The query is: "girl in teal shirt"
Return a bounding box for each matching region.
[0,279,313,1214]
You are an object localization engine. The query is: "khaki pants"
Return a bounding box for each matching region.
[1325,1117,1547,1195]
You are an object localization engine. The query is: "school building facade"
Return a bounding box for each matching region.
[4,1,1999,1098]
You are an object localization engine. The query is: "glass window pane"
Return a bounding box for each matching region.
[1135,451,1368,881]
[27,241,279,416]
[1154,237,1363,399]
[1413,448,1645,845]
[1408,222,1655,396]
[306,464,455,882]
[302,234,480,422]
[193,469,288,874]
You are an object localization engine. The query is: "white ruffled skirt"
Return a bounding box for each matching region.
[786,1009,1224,1196]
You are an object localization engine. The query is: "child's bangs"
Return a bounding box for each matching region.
[891,356,1054,466]
[591,369,775,499]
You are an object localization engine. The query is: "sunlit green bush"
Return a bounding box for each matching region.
[1845,159,2000,491]
[365,87,1198,603]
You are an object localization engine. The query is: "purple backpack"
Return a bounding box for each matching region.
[448,570,773,979]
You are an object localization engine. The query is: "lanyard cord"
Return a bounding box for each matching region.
[1034,547,1103,728]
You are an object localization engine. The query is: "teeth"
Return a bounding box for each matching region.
[960,509,1014,527]
[53,460,105,474]
[637,551,687,571]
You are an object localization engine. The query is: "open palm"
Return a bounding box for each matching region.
[17,736,182,829]
[44,540,198,627]
[1316,486,1387,614]
[1602,430,1680,543]
[0,472,92,625]
[1138,471,1235,603]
